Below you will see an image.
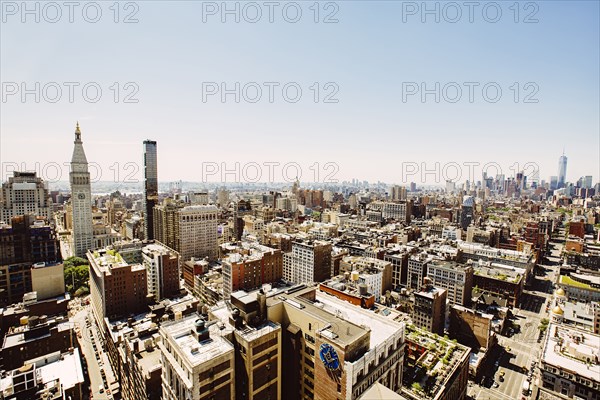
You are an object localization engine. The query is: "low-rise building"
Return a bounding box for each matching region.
[319,276,376,309]
[1,316,75,371]
[182,258,208,292]
[221,242,283,299]
[557,273,600,303]
[0,348,85,400]
[339,256,392,302]
[558,301,600,333]
[196,270,223,306]
[539,323,600,400]
[472,261,525,308]
[402,325,470,400]
[449,304,493,350]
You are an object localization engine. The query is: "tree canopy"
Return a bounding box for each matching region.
[64,257,90,296]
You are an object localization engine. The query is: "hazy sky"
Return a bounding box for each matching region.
[1,1,599,186]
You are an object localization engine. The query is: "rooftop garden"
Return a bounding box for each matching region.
[404,325,466,399]
[560,275,596,290]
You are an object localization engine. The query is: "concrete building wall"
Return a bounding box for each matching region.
[31,263,65,300]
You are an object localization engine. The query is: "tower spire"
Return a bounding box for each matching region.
[75,122,81,141]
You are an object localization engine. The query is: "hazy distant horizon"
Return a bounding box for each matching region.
[2,1,598,185]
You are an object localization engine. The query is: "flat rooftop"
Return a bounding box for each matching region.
[89,249,145,274]
[161,316,233,367]
[428,260,471,271]
[142,243,176,256]
[473,262,525,283]
[33,349,85,390]
[268,286,368,348]
[315,292,402,350]
[560,274,600,290]
[136,341,162,377]
[562,302,597,327]
[415,286,446,300]
[3,320,71,349]
[458,240,532,262]
[209,303,280,343]
[542,323,600,382]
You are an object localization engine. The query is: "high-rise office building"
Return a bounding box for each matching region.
[70,123,94,258]
[412,278,447,335]
[153,198,184,251]
[154,201,218,262]
[178,205,219,262]
[283,240,332,284]
[0,215,62,306]
[445,180,456,194]
[382,201,409,222]
[210,290,282,400]
[558,152,568,189]
[159,315,235,400]
[217,188,230,207]
[426,260,473,307]
[88,247,148,322]
[190,191,209,205]
[577,175,593,189]
[1,171,52,223]
[142,242,180,302]
[221,242,283,299]
[407,253,432,290]
[144,140,158,240]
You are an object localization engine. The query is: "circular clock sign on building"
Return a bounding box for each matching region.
[319,343,340,370]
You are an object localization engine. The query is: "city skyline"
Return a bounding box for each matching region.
[0,124,596,188]
[1,2,600,400]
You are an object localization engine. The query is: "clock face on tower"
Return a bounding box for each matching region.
[319,343,340,370]
[78,193,85,200]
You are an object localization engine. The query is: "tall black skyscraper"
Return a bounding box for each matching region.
[144,140,158,240]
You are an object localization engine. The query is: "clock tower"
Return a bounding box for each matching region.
[70,122,94,257]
